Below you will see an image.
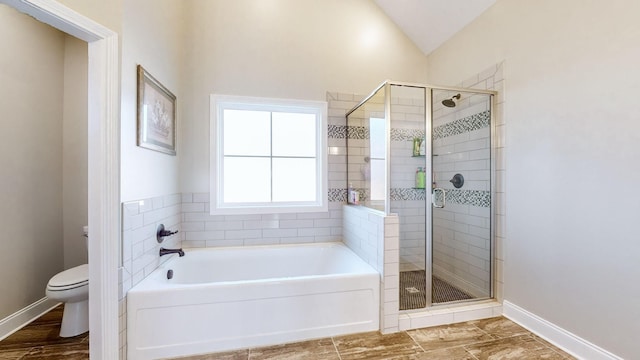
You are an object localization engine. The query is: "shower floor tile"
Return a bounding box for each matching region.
[400,270,474,310]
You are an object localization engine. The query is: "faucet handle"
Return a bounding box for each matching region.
[156,224,179,243]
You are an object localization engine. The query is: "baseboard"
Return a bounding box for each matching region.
[0,297,60,341]
[503,300,622,360]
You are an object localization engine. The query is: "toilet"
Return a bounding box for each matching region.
[45,227,89,337]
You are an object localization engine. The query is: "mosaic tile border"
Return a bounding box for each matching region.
[328,125,347,139]
[328,188,347,202]
[390,128,425,142]
[435,189,490,208]
[393,188,490,208]
[333,187,489,207]
[338,110,488,141]
[347,126,369,140]
[433,110,490,140]
[327,188,370,202]
[390,188,427,201]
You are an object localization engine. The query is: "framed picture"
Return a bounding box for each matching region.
[137,65,176,155]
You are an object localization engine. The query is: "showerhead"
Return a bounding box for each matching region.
[442,93,461,108]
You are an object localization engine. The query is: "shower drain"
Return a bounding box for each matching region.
[405,287,420,293]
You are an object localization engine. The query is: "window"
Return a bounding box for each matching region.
[369,117,386,201]
[210,95,327,214]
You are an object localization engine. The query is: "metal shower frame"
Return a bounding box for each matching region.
[346,80,498,308]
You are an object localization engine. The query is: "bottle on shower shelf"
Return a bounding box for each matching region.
[348,182,359,205]
[415,167,426,189]
[419,137,426,156]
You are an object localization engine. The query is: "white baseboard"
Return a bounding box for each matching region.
[0,297,60,341]
[503,300,622,360]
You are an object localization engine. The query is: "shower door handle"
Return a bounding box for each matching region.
[432,188,446,208]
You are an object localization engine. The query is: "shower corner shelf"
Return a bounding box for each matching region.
[411,155,425,158]
[412,187,426,190]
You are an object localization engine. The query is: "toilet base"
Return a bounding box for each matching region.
[60,299,89,337]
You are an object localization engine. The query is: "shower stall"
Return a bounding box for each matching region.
[346,81,496,310]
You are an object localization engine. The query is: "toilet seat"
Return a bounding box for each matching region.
[47,264,88,291]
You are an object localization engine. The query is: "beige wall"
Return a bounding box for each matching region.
[180,0,428,192]
[427,1,640,357]
[120,0,185,202]
[0,4,65,319]
[63,35,88,269]
[57,0,122,35]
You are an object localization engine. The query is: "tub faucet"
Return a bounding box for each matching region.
[159,247,185,257]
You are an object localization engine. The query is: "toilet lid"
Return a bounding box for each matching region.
[48,264,89,288]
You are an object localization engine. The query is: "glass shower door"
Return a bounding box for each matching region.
[430,89,493,304]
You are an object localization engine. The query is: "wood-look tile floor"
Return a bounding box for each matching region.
[0,305,89,360]
[171,317,575,360]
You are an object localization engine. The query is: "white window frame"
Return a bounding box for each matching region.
[210,94,328,215]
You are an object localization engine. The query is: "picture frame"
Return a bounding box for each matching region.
[137,65,176,155]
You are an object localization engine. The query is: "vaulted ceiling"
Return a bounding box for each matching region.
[373,0,496,55]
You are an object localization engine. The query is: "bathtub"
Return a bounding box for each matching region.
[127,242,380,360]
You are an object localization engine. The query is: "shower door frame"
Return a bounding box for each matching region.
[425,84,497,307]
[346,80,497,310]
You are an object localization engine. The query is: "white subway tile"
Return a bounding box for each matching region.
[383,314,399,329]
[281,236,315,244]
[224,229,262,239]
[205,221,243,231]
[180,221,205,231]
[182,240,205,248]
[314,218,341,228]
[280,219,314,228]
[384,301,399,316]
[384,275,399,290]
[181,193,193,203]
[192,193,209,203]
[409,312,454,328]
[184,231,225,241]
[183,212,218,222]
[261,213,297,220]
[262,229,297,238]
[151,196,164,210]
[244,238,280,246]
[182,202,205,213]
[243,220,279,229]
[296,212,329,220]
[314,235,341,242]
[298,227,330,237]
[205,239,243,247]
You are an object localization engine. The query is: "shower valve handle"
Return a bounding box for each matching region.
[156,224,179,243]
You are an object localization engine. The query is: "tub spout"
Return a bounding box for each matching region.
[159,247,184,257]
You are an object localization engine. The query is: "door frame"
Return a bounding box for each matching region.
[0,0,120,358]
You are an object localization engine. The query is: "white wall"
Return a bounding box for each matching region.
[180,0,428,193]
[0,4,65,319]
[427,1,640,357]
[120,0,185,201]
[63,35,89,268]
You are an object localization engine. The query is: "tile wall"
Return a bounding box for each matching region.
[342,204,400,334]
[398,62,505,331]
[115,70,505,355]
[117,93,358,358]
[429,65,504,299]
[387,87,428,272]
[431,93,492,298]
[176,92,358,249]
[344,89,385,207]
[119,194,183,359]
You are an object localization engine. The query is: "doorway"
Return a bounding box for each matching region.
[0,0,120,358]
